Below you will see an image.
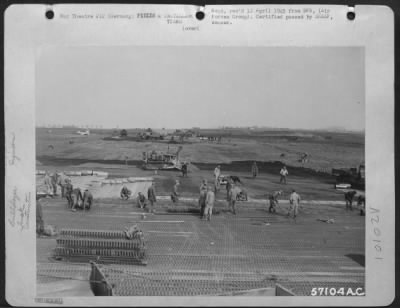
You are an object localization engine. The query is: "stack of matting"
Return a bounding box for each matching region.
[52,229,147,265]
[36,174,153,199]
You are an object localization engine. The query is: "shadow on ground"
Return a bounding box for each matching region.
[345,254,365,267]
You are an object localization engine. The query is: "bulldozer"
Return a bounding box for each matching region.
[142,146,183,171]
[332,163,365,190]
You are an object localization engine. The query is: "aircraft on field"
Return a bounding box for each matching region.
[77,129,90,136]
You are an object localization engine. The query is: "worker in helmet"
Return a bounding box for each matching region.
[120,185,132,200]
[171,180,180,203]
[137,192,147,209]
[71,188,83,212]
[268,190,282,213]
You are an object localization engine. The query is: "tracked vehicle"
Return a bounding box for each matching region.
[142,146,183,171]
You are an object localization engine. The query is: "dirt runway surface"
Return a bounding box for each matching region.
[36,127,365,296]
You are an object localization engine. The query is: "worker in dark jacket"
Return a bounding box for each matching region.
[181,163,188,177]
[82,189,93,210]
[171,180,180,203]
[268,190,282,213]
[65,179,74,208]
[120,185,132,200]
[251,161,259,178]
[344,190,357,211]
[137,192,147,209]
[147,182,157,213]
[357,195,365,216]
[71,188,83,212]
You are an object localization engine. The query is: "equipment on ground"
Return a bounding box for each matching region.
[218,175,242,186]
[52,228,147,265]
[236,190,248,201]
[142,146,183,171]
[77,129,90,136]
[332,164,365,190]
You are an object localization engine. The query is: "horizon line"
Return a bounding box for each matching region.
[35,125,365,133]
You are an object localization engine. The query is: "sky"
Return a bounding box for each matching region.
[36,46,364,130]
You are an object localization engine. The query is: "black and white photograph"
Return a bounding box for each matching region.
[4,4,394,306]
[34,45,368,296]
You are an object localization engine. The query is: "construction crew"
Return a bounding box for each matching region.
[199,180,208,219]
[137,192,147,209]
[214,165,221,191]
[65,179,74,207]
[82,189,93,210]
[120,185,132,200]
[204,186,215,221]
[147,182,157,213]
[71,188,83,212]
[268,190,282,213]
[280,166,288,184]
[228,184,241,215]
[251,161,259,178]
[288,189,301,218]
[344,190,357,211]
[171,180,180,203]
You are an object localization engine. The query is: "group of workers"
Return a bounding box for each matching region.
[344,190,366,216]
[251,162,289,184]
[268,189,301,219]
[68,187,94,212]
[44,160,363,219]
[43,171,93,212]
[197,178,241,220]
[120,182,157,213]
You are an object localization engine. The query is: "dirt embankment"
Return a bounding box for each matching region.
[37,156,335,182]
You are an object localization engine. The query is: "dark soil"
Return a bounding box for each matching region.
[194,160,335,183]
[37,156,336,185]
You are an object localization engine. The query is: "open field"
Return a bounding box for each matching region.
[36,127,364,200]
[37,127,364,170]
[36,127,365,296]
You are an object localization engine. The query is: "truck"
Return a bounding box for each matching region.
[332,164,365,190]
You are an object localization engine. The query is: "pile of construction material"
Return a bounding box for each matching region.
[52,228,147,265]
[36,169,153,199]
[100,177,153,185]
[36,170,109,177]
